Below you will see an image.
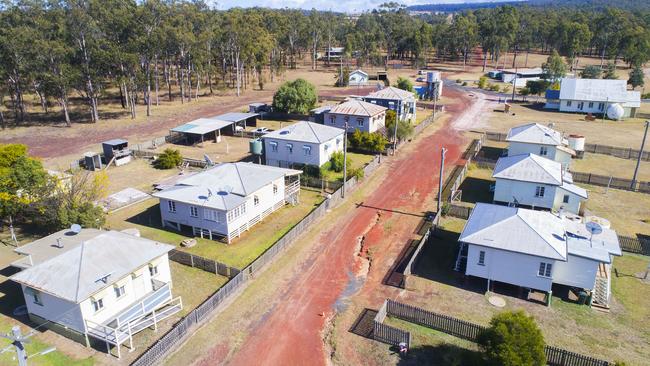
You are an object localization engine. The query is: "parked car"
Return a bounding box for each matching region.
[253,127,269,135]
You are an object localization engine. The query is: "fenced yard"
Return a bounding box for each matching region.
[396,211,650,365]
[105,188,325,269]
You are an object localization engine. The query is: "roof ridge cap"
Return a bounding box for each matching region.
[306,121,322,143]
[74,242,86,302]
[517,210,566,259]
[529,154,561,185]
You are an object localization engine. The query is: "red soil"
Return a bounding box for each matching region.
[197,87,476,366]
[2,87,374,160]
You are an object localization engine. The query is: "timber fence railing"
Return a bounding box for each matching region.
[570,171,650,194]
[372,300,411,347]
[379,299,612,366]
[617,235,650,256]
[168,249,239,278]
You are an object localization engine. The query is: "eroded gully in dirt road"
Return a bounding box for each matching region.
[197,86,494,366]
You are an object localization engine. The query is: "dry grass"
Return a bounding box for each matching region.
[571,153,650,182]
[485,102,650,147]
[582,184,650,237]
[102,158,185,195]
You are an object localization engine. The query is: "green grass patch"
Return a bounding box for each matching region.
[320,152,375,182]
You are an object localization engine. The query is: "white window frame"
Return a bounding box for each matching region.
[273,184,278,195]
[538,262,553,278]
[566,101,572,107]
[329,116,336,125]
[270,141,278,152]
[598,102,605,111]
[254,195,260,206]
[539,146,548,156]
[286,143,293,154]
[149,264,159,277]
[535,186,545,198]
[303,145,311,155]
[190,206,199,218]
[114,285,126,299]
[357,118,364,127]
[577,101,584,110]
[91,298,104,313]
[31,289,43,306]
[478,250,486,266]
[167,200,176,213]
[588,102,594,109]
[563,195,570,204]
[204,209,219,222]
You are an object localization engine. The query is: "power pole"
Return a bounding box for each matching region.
[342,121,348,198]
[511,67,517,102]
[0,325,56,366]
[392,107,399,155]
[631,120,649,190]
[437,147,447,213]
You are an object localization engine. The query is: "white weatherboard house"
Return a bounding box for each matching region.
[492,153,587,214]
[153,162,301,242]
[324,99,388,134]
[362,86,416,122]
[506,123,575,168]
[348,70,369,86]
[10,228,180,358]
[262,121,345,168]
[554,78,640,119]
[458,203,621,307]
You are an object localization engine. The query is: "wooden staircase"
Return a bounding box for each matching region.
[591,263,611,311]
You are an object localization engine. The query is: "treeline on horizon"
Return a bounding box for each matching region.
[0,0,649,127]
[407,0,650,12]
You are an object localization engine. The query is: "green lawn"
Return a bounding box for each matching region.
[106,188,325,269]
[320,152,375,182]
[170,262,228,316]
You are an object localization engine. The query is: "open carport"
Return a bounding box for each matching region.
[170,118,234,144]
[211,112,259,131]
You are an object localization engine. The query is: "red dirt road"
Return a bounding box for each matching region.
[196,87,483,366]
[1,87,374,160]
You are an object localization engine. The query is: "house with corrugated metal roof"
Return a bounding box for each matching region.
[551,78,640,119]
[10,228,180,358]
[262,121,345,168]
[492,153,587,214]
[506,123,575,168]
[323,99,387,133]
[362,86,416,122]
[457,203,621,308]
[153,162,301,242]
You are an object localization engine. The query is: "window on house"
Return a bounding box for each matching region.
[254,195,260,206]
[303,145,311,155]
[91,298,104,312]
[563,195,570,203]
[167,201,176,213]
[535,186,545,197]
[273,184,278,195]
[114,285,126,299]
[588,102,594,108]
[270,141,278,152]
[204,209,219,222]
[344,116,349,122]
[578,102,584,110]
[566,101,572,107]
[286,143,293,154]
[478,251,486,266]
[190,206,198,217]
[31,289,43,305]
[330,116,336,125]
[357,118,364,127]
[538,262,553,278]
[598,103,605,111]
[149,265,159,277]
[539,146,548,156]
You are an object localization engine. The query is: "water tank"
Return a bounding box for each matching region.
[606,103,625,120]
[568,134,585,152]
[249,138,263,155]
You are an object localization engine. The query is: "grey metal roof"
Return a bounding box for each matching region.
[364,86,415,101]
[559,78,641,107]
[171,118,233,135]
[11,230,174,303]
[493,154,563,185]
[102,139,128,146]
[560,181,588,199]
[506,123,564,146]
[327,100,387,117]
[152,163,301,209]
[212,112,259,123]
[263,121,344,144]
[460,203,567,260]
[461,203,621,263]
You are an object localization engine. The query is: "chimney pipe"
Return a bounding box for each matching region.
[56,238,63,248]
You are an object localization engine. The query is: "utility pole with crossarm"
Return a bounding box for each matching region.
[0,326,56,366]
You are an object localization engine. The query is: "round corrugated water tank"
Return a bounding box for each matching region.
[249,138,263,155]
[606,103,625,120]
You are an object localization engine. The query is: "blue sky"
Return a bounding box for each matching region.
[213,1,515,13]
